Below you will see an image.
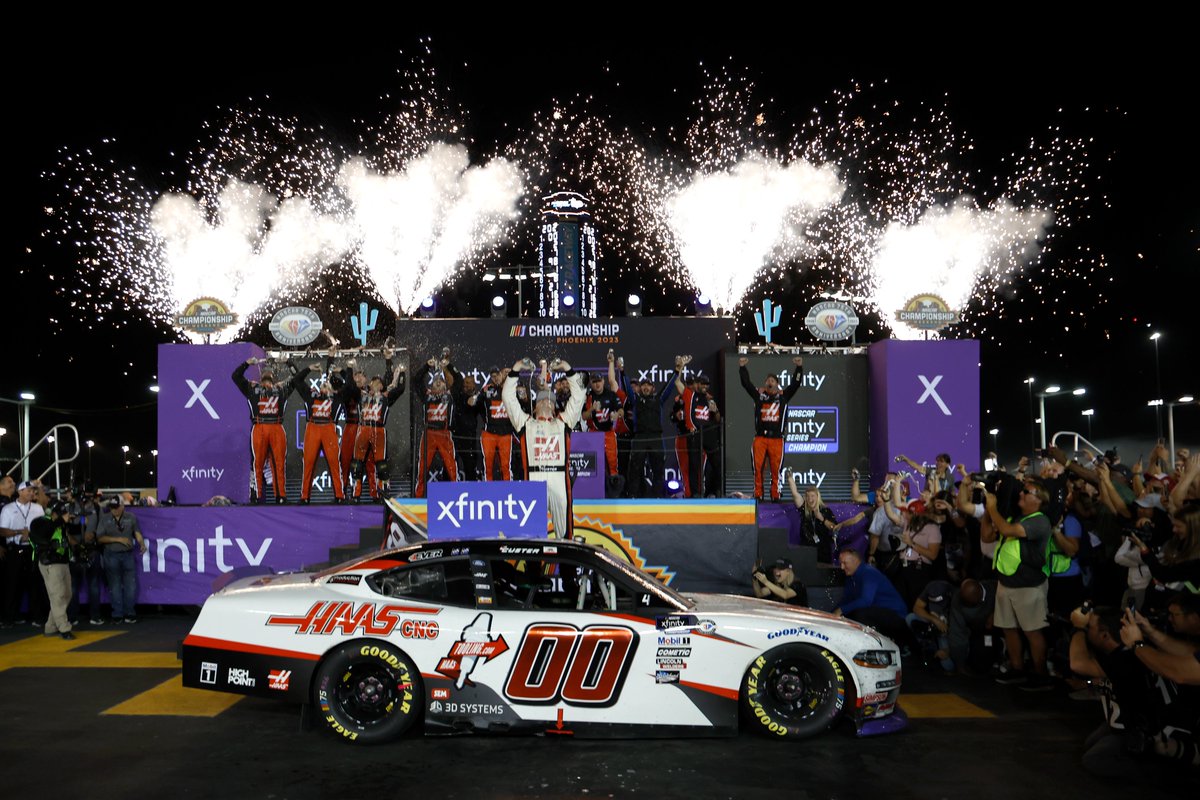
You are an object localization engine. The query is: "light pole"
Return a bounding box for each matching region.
[1164,395,1196,461]
[86,440,95,479]
[1024,377,1036,452]
[1150,332,1163,439]
[122,445,130,487]
[1038,386,1086,450]
[1081,408,1094,439]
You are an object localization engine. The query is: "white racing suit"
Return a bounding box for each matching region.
[502,371,586,539]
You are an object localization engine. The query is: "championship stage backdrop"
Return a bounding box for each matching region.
[723,352,870,500]
[395,318,736,495]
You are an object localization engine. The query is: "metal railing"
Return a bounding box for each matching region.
[3,424,81,489]
[1049,430,1104,458]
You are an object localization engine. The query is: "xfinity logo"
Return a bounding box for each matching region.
[917,375,951,416]
[181,466,225,483]
[434,493,539,529]
[428,483,547,536]
[184,379,220,420]
[778,371,826,391]
[140,526,273,574]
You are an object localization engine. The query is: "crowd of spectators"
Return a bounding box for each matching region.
[757,442,1199,781]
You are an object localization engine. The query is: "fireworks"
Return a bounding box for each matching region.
[37,52,1101,346]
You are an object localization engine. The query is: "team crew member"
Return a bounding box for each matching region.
[339,351,395,498]
[502,357,586,539]
[582,351,626,479]
[95,498,146,624]
[671,386,692,497]
[413,354,460,497]
[351,365,406,501]
[625,369,675,498]
[739,355,804,501]
[675,355,721,498]
[293,355,346,504]
[233,356,297,503]
[470,366,515,481]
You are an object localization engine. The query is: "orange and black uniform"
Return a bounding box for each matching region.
[477,382,514,480]
[741,363,804,501]
[414,363,459,498]
[351,375,405,500]
[585,386,626,477]
[681,384,721,498]
[339,360,392,497]
[233,361,295,502]
[293,365,345,501]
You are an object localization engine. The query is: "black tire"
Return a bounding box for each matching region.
[313,640,423,744]
[742,644,848,739]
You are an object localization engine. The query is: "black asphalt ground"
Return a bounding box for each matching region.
[1,612,1192,800]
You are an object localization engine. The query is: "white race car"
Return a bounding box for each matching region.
[182,538,906,743]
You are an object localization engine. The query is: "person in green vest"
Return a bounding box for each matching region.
[983,479,1055,691]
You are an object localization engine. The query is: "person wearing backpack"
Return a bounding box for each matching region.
[29,500,79,640]
[983,479,1055,691]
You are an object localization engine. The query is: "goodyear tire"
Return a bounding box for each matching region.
[313,641,423,744]
[741,644,847,739]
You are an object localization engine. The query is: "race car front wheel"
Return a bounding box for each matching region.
[741,644,848,739]
[313,641,423,744]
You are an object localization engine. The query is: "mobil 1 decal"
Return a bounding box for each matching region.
[502,622,639,707]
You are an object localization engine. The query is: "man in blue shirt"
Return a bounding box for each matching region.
[834,547,913,653]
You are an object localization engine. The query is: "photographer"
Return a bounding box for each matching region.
[751,558,806,605]
[984,478,1054,691]
[1130,504,1200,614]
[29,500,79,640]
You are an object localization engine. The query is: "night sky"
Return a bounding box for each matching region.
[6,16,1196,487]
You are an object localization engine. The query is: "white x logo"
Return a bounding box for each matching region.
[917,375,951,416]
[184,379,220,420]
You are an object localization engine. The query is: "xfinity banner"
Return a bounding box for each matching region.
[130,506,383,603]
[427,481,548,537]
[868,339,981,480]
[157,343,264,504]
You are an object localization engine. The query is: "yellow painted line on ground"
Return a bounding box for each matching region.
[901,693,994,719]
[0,632,178,670]
[102,674,244,717]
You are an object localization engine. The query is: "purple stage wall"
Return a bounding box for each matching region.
[132,506,384,603]
[867,340,981,484]
[157,343,265,504]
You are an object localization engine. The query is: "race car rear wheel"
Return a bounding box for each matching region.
[741,644,847,739]
[313,641,423,744]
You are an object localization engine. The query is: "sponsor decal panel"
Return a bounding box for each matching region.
[327,574,363,586]
[503,622,638,707]
[429,483,547,536]
[431,688,450,701]
[657,635,691,646]
[656,614,697,631]
[200,661,218,685]
[268,669,292,691]
[435,613,510,688]
[655,670,681,685]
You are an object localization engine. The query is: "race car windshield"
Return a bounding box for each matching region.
[588,548,694,610]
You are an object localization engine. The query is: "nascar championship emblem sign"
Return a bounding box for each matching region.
[895,294,959,332]
[175,297,238,335]
[269,306,324,347]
